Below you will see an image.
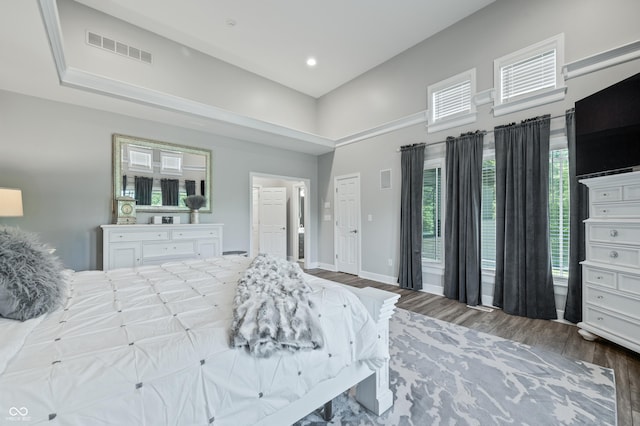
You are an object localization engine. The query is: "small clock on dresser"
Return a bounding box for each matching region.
[115,196,137,224]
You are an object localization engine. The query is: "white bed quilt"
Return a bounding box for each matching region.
[0,256,385,425]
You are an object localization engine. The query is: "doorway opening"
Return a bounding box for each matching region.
[250,173,310,269]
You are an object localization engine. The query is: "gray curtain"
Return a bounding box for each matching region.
[185,180,196,196]
[564,108,589,323]
[161,178,180,206]
[134,176,153,206]
[493,116,557,319]
[398,143,425,290]
[444,132,484,306]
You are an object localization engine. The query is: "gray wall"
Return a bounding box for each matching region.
[58,0,318,134]
[317,0,640,139]
[0,90,318,271]
[315,0,640,310]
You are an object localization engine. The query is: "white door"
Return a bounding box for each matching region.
[259,187,287,259]
[335,175,360,275]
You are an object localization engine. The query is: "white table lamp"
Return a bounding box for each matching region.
[0,188,24,217]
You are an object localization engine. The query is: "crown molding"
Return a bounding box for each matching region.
[38,0,66,79]
[492,86,567,117]
[37,0,334,153]
[563,40,640,80]
[335,110,427,147]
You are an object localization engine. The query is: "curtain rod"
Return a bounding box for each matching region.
[396,113,567,151]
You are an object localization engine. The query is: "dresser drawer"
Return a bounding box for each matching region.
[619,273,640,297]
[588,243,640,269]
[624,183,640,201]
[583,306,640,343]
[588,223,640,246]
[583,265,616,289]
[172,228,221,240]
[585,286,640,320]
[591,187,622,203]
[591,201,640,218]
[109,230,169,243]
[143,241,197,259]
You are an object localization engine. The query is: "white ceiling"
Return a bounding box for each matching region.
[72,0,495,98]
[0,0,495,154]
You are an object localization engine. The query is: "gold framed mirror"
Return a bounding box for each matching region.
[112,134,212,213]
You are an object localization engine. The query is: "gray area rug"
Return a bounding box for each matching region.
[297,308,616,425]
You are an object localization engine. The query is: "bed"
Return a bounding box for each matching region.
[0,255,399,425]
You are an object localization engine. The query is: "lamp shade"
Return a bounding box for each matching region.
[0,188,23,217]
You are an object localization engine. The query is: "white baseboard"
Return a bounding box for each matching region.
[317,262,337,272]
[305,261,319,269]
[358,270,397,285]
[420,284,444,296]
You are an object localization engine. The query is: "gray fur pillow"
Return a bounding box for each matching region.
[0,226,66,321]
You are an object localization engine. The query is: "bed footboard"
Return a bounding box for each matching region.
[345,286,400,415]
[255,285,399,425]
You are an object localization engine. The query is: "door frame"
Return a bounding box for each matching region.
[249,172,311,269]
[292,182,306,262]
[334,173,361,275]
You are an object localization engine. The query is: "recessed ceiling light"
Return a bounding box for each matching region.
[306,57,317,67]
[225,18,237,27]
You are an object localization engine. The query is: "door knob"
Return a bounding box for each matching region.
[350,229,358,234]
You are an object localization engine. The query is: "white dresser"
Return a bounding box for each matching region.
[101,224,223,271]
[579,171,640,353]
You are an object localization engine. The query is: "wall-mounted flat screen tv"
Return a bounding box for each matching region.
[575,72,640,178]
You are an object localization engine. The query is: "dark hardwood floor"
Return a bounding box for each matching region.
[306,269,640,426]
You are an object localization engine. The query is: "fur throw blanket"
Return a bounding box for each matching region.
[230,254,324,357]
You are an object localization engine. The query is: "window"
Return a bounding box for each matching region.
[481,158,497,270]
[479,149,570,278]
[422,164,443,262]
[500,49,556,103]
[493,34,565,116]
[549,149,570,278]
[433,80,471,121]
[427,69,476,133]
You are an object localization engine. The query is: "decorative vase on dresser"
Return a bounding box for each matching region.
[101,223,223,271]
[579,171,640,354]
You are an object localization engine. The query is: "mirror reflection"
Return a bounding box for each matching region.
[113,134,212,212]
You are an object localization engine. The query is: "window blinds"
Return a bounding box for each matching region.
[432,80,471,121]
[500,49,556,102]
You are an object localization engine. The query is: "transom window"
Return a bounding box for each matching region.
[493,34,565,116]
[427,69,476,133]
[500,49,556,103]
[433,80,472,121]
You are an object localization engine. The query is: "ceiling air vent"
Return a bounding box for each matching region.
[86,31,153,64]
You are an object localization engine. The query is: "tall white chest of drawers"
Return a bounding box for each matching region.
[579,171,640,353]
[101,224,223,271]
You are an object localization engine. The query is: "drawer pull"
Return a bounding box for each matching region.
[609,229,618,237]
[602,193,608,197]
[596,276,602,280]
[597,317,604,321]
[597,295,604,300]
[609,251,619,259]
[601,209,608,214]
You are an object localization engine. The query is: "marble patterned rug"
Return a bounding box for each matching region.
[297,308,617,426]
